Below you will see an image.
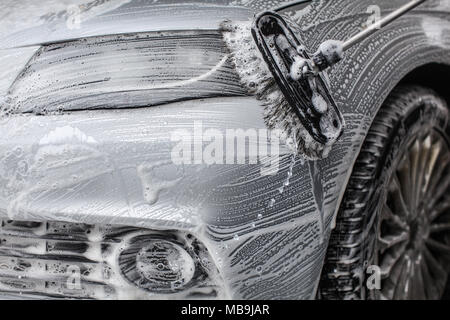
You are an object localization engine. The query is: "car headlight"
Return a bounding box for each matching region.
[7,30,246,114]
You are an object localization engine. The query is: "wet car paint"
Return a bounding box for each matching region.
[0,0,449,299]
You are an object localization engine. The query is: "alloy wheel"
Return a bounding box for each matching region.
[377,128,450,299]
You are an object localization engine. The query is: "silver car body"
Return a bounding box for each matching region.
[0,0,449,299]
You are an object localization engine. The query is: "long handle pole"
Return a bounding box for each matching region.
[342,0,427,51]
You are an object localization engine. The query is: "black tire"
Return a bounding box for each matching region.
[320,85,450,300]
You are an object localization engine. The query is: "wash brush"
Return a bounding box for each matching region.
[222,0,427,159]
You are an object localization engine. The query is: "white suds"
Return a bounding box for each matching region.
[290,56,309,81]
[137,161,182,205]
[317,40,344,64]
[39,125,97,145]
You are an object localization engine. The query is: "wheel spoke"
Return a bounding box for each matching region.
[379,241,408,278]
[410,139,421,205]
[378,231,409,253]
[425,238,450,260]
[415,136,430,209]
[422,138,442,195]
[428,173,450,212]
[390,175,411,219]
[397,155,414,214]
[429,195,450,222]
[410,258,426,300]
[382,204,409,230]
[422,247,448,285]
[393,255,412,299]
[419,255,440,299]
[381,254,407,299]
[430,222,450,233]
[426,152,450,201]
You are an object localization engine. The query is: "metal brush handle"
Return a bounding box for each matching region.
[342,0,427,51]
[312,0,427,71]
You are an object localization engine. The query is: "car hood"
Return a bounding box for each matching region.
[0,0,298,49]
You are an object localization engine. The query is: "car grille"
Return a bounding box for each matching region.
[0,219,221,299]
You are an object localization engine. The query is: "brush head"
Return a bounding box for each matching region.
[222,12,345,160]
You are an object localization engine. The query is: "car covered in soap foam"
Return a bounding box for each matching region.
[0,0,449,299]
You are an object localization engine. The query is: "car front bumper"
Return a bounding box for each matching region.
[0,96,341,299]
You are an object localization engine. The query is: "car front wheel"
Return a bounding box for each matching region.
[320,85,450,300]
